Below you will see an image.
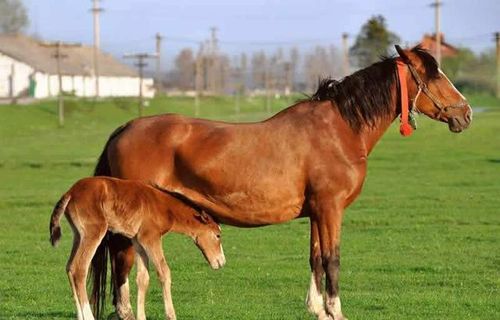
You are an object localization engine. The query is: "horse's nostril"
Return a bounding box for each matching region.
[466,109,473,122]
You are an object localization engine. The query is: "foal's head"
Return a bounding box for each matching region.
[395,45,472,133]
[192,210,225,270]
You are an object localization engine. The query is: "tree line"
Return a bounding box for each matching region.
[1,1,496,96]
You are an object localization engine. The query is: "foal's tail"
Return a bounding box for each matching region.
[49,194,71,247]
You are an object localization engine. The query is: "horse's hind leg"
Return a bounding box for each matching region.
[67,224,108,320]
[134,235,176,320]
[133,244,150,320]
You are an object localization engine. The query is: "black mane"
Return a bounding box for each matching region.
[411,45,440,79]
[308,46,438,132]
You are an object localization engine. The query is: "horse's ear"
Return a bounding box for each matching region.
[195,210,211,224]
[395,45,411,64]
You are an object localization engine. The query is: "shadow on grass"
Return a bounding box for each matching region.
[486,159,500,164]
[6,310,74,319]
[16,160,95,169]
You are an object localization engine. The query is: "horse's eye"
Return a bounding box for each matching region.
[216,234,221,239]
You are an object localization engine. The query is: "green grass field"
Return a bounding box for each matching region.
[0,95,499,319]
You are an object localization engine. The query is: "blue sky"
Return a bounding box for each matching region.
[24,0,499,67]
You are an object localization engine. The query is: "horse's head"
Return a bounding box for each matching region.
[192,210,225,270]
[395,45,472,133]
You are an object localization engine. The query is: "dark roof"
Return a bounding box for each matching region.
[0,33,137,77]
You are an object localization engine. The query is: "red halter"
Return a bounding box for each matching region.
[396,59,413,137]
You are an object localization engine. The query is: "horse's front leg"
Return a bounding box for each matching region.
[310,196,347,320]
[306,218,331,320]
[109,234,136,320]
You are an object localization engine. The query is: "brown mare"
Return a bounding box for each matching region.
[90,46,472,320]
[49,177,225,320]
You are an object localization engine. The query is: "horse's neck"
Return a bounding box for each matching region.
[359,93,400,155]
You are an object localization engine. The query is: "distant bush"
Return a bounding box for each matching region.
[442,48,496,95]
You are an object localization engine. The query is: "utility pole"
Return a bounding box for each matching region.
[155,32,163,95]
[124,53,157,117]
[496,32,500,98]
[52,41,68,126]
[342,33,350,77]
[431,0,442,65]
[91,0,103,97]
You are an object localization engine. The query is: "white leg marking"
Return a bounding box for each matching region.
[306,273,332,320]
[82,302,95,320]
[306,273,323,314]
[136,252,149,320]
[116,279,134,319]
[326,296,346,320]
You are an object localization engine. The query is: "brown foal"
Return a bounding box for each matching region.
[49,176,225,320]
[92,46,472,320]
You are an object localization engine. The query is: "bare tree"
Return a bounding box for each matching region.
[304,45,342,91]
[251,51,267,89]
[173,48,195,90]
[218,54,231,93]
[0,0,29,33]
[240,53,248,95]
[289,47,300,92]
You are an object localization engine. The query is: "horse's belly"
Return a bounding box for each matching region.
[170,181,305,227]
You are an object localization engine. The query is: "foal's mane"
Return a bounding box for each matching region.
[307,46,438,132]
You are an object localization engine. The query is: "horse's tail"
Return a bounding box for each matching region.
[49,194,71,247]
[89,123,128,319]
[93,123,129,177]
[89,233,109,319]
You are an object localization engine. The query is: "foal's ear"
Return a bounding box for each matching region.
[395,45,411,64]
[195,210,211,224]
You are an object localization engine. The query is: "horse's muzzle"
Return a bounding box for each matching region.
[448,105,472,133]
[210,254,226,270]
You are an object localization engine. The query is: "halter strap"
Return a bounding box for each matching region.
[406,64,446,116]
[406,62,469,117]
[397,58,468,135]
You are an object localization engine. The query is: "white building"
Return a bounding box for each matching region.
[0,34,155,99]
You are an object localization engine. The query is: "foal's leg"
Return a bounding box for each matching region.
[306,218,331,320]
[67,231,84,320]
[133,244,150,320]
[311,197,347,320]
[67,225,107,320]
[136,236,176,320]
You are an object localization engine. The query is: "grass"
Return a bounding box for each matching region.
[0,94,499,319]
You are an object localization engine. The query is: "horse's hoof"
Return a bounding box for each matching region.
[114,311,136,320]
[106,312,120,320]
